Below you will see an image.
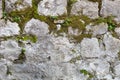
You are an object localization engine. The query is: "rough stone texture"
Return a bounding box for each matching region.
[86,23,108,36]
[71,0,99,19]
[0,0,2,19]
[1,0,120,80]
[100,0,120,23]
[24,34,80,64]
[0,59,7,80]
[0,40,21,61]
[8,62,86,80]
[89,59,110,79]
[115,27,120,38]
[38,0,67,16]
[78,59,110,79]
[24,18,49,36]
[0,20,20,37]
[5,0,32,12]
[80,38,102,58]
[103,33,120,62]
[114,62,120,78]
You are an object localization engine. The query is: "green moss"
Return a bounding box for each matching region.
[13,16,21,22]
[92,16,117,31]
[49,15,92,42]
[3,0,117,43]
[80,69,94,79]
[8,7,33,33]
[57,15,91,34]
[16,34,38,43]
[5,0,92,43]
[79,15,92,25]
[7,0,43,33]
[92,17,107,25]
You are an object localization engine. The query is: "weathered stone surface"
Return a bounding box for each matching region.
[0,20,20,37]
[0,40,21,61]
[0,59,7,80]
[71,0,99,19]
[80,38,102,58]
[77,59,110,80]
[86,23,108,36]
[1,0,120,80]
[25,34,80,63]
[8,62,84,80]
[0,0,2,19]
[9,63,45,80]
[25,36,54,63]
[103,33,120,62]
[51,36,79,62]
[89,59,110,79]
[114,61,120,78]
[24,18,49,36]
[100,0,120,23]
[115,27,120,38]
[24,18,79,63]
[38,0,67,16]
[5,0,32,12]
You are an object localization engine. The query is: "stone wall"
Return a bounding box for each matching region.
[0,0,120,80]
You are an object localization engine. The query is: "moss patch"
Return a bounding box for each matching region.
[80,69,94,79]
[56,15,91,34]
[1,0,118,43]
[72,34,92,43]
[16,34,38,43]
[92,16,117,31]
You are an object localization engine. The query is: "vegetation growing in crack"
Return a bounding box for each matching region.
[80,69,94,80]
[69,56,80,63]
[53,15,92,43]
[0,0,102,43]
[16,34,38,43]
[72,34,92,43]
[0,54,4,60]
[118,51,120,60]
[6,66,12,75]
[1,11,8,21]
[1,0,119,43]
[67,0,77,16]
[92,16,117,31]
[13,48,26,64]
[2,0,5,12]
